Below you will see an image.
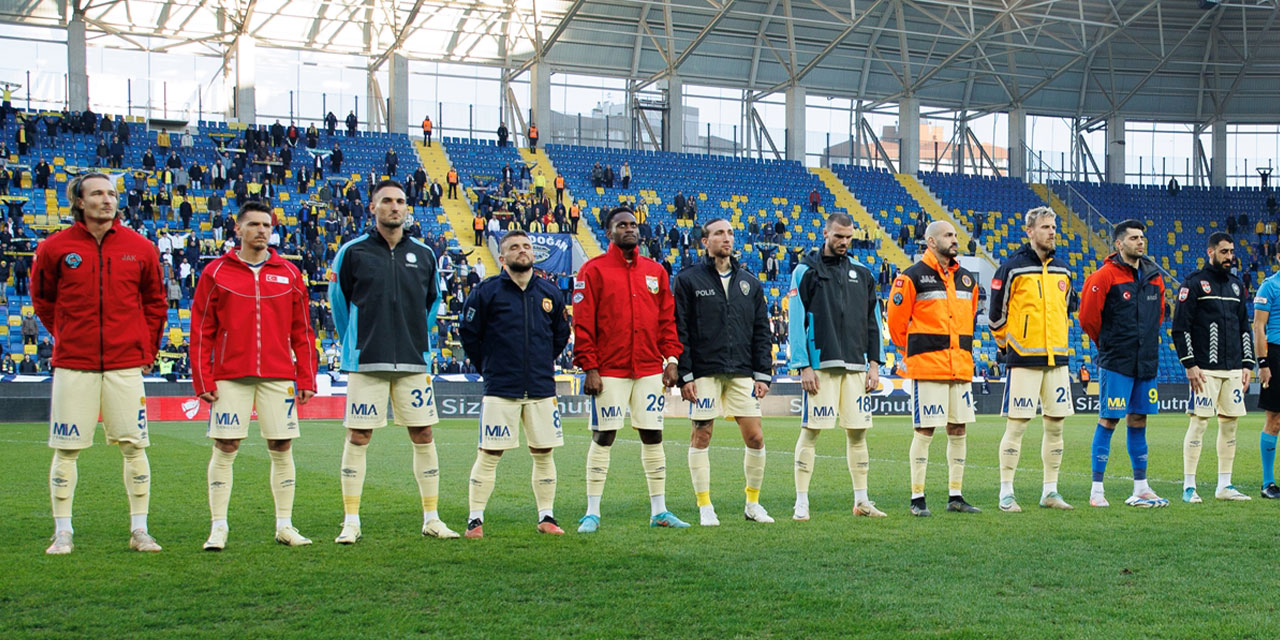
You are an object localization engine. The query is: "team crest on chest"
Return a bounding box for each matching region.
[1058,280,1067,291]
[848,270,858,281]
[961,274,972,288]
[1232,283,1241,295]
[1201,281,1212,294]
[65,253,82,269]
[406,253,418,264]
[1178,287,1189,302]
[645,275,659,294]
[542,297,553,313]
[739,281,749,296]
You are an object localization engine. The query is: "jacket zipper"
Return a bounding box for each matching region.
[97,240,105,371]
[389,243,399,370]
[523,283,530,399]
[254,265,262,376]
[1041,261,1053,366]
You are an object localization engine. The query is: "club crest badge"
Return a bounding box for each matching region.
[406,253,417,264]
[645,275,659,294]
[961,274,972,288]
[1201,281,1212,294]
[1058,280,1067,291]
[65,253,82,269]
[739,281,749,296]
[1232,283,1240,295]
[542,297,553,313]
[1178,287,1189,302]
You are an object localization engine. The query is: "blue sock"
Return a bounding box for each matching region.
[1127,426,1148,481]
[1261,432,1277,487]
[1091,423,1114,482]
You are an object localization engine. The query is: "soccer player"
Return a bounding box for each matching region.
[458,231,571,538]
[1253,243,1280,499]
[989,207,1077,512]
[33,172,168,554]
[329,179,459,543]
[672,218,775,526]
[1078,219,1169,508]
[788,213,886,521]
[572,205,689,532]
[886,221,981,516]
[190,202,318,550]
[1174,232,1254,503]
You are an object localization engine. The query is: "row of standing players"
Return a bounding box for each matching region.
[29,173,1265,554]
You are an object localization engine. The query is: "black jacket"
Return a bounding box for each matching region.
[328,231,441,373]
[787,250,883,371]
[1172,265,1255,371]
[459,271,570,398]
[673,256,773,384]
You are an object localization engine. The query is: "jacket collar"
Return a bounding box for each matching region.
[606,242,640,265]
[224,247,287,268]
[1015,242,1055,263]
[1105,252,1159,279]
[922,248,959,277]
[700,254,740,273]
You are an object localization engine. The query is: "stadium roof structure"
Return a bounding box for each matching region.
[3,0,1280,124]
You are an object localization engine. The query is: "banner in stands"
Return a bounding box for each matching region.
[500,232,573,274]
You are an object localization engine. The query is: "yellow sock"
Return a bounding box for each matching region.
[50,449,79,519]
[530,451,556,513]
[120,443,150,517]
[909,431,932,497]
[207,447,237,521]
[743,447,766,504]
[268,449,295,520]
[999,419,1029,484]
[340,440,367,516]
[1184,416,1209,477]
[412,442,439,515]
[947,434,966,495]
[1042,417,1065,485]
[1218,417,1239,475]
[467,450,501,514]
[794,428,819,494]
[641,443,666,497]
[585,441,612,498]
[688,447,711,507]
[846,429,869,493]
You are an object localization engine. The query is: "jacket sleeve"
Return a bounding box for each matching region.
[30,244,58,335]
[1078,268,1109,344]
[885,272,914,350]
[425,248,442,352]
[290,265,318,392]
[751,281,773,383]
[189,262,219,396]
[140,243,168,360]
[328,243,353,345]
[1066,271,1080,316]
[1241,279,1256,368]
[988,262,1012,350]
[457,284,486,371]
[787,264,811,369]
[866,271,885,364]
[657,269,682,361]
[571,265,599,371]
[1171,278,1198,369]
[672,272,695,383]
[551,287,571,362]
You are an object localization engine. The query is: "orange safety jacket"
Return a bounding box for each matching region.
[422,119,432,133]
[447,169,458,184]
[554,176,565,190]
[886,249,979,381]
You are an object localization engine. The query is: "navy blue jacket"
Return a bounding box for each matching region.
[459,271,570,398]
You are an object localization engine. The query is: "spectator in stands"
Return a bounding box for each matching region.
[428,178,443,211]
[99,113,113,133]
[157,128,171,153]
[603,164,615,188]
[178,196,193,230]
[115,117,129,145]
[34,159,50,189]
[94,137,109,166]
[270,120,285,147]
[967,237,977,255]
[527,122,539,150]
[764,251,779,281]
[325,111,338,136]
[37,336,52,370]
[447,166,460,199]
[1167,176,1180,196]
[686,196,697,221]
[15,115,30,155]
[21,311,38,345]
[13,255,28,297]
[673,190,687,219]
[109,135,125,168]
[345,111,358,136]
[497,122,509,147]
[0,167,8,196]
[79,108,96,133]
[18,354,35,374]
[305,122,319,148]
[534,170,546,201]
[553,173,566,204]
[189,162,204,190]
[1,352,14,375]
[568,201,581,234]
[412,166,427,204]
[0,259,8,304]
[330,144,344,174]
[591,162,603,188]
[44,115,59,143]
[180,129,194,151]
[384,148,398,177]
[621,162,632,189]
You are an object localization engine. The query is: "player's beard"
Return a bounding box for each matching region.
[507,258,533,273]
[1210,255,1235,272]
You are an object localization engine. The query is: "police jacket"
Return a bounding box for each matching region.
[328,231,440,373]
[885,249,978,381]
[672,256,772,384]
[787,249,883,372]
[989,243,1077,368]
[1172,265,1254,371]
[1079,253,1165,379]
[459,271,569,399]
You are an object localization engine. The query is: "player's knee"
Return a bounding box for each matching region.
[528,447,551,455]
[742,431,764,450]
[347,429,372,446]
[266,439,291,452]
[481,448,505,458]
[690,422,714,448]
[53,449,80,463]
[945,424,966,436]
[914,427,936,437]
[845,428,866,446]
[1043,417,1065,435]
[118,442,145,460]
[1188,416,1210,437]
[592,430,617,447]
[215,439,242,453]
[1266,413,1280,435]
[408,425,433,444]
[638,429,663,445]
[1098,419,1119,430]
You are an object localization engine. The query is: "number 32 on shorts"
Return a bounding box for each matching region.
[411,387,434,408]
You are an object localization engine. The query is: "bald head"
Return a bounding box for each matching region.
[925,219,959,264]
[925,220,953,241]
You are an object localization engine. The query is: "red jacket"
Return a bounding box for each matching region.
[572,244,681,378]
[32,221,167,371]
[190,249,317,395]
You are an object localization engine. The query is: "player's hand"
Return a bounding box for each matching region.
[662,363,679,388]
[680,381,698,403]
[1186,366,1206,394]
[142,363,154,374]
[800,367,819,394]
[297,389,315,405]
[753,381,770,399]
[865,366,881,393]
[198,391,218,404]
[1261,365,1272,389]
[1243,367,1253,391]
[583,369,603,396]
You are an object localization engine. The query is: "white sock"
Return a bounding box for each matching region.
[211,518,228,531]
[910,491,924,500]
[948,489,962,498]
[586,495,602,517]
[1042,482,1057,497]
[468,510,484,522]
[999,481,1013,498]
[795,491,809,508]
[650,494,667,517]
[853,489,868,504]
[130,514,147,532]
[1132,479,1150,495]
[1091,481,1105,495]
[700,505,716,516]
[344,514,361,527]
[537,509,553,521]
[55,517,73,534]
[275,517,292,530]
[1184,474,1196,490]
[423,510,439,524]
[1217,473,1232,490]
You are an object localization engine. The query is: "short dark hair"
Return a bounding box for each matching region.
[1112,219,1145,242]
[700,217,731,235]
[825,212,854,228]
[1208,232,1234,248]
[370,178,406,199]
[499,229,530,250]
[601,205,635,230]
[236,201,274,222]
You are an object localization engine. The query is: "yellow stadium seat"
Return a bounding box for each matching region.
[24,344,37,355]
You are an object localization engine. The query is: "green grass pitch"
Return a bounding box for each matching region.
[3,413,1280,638]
